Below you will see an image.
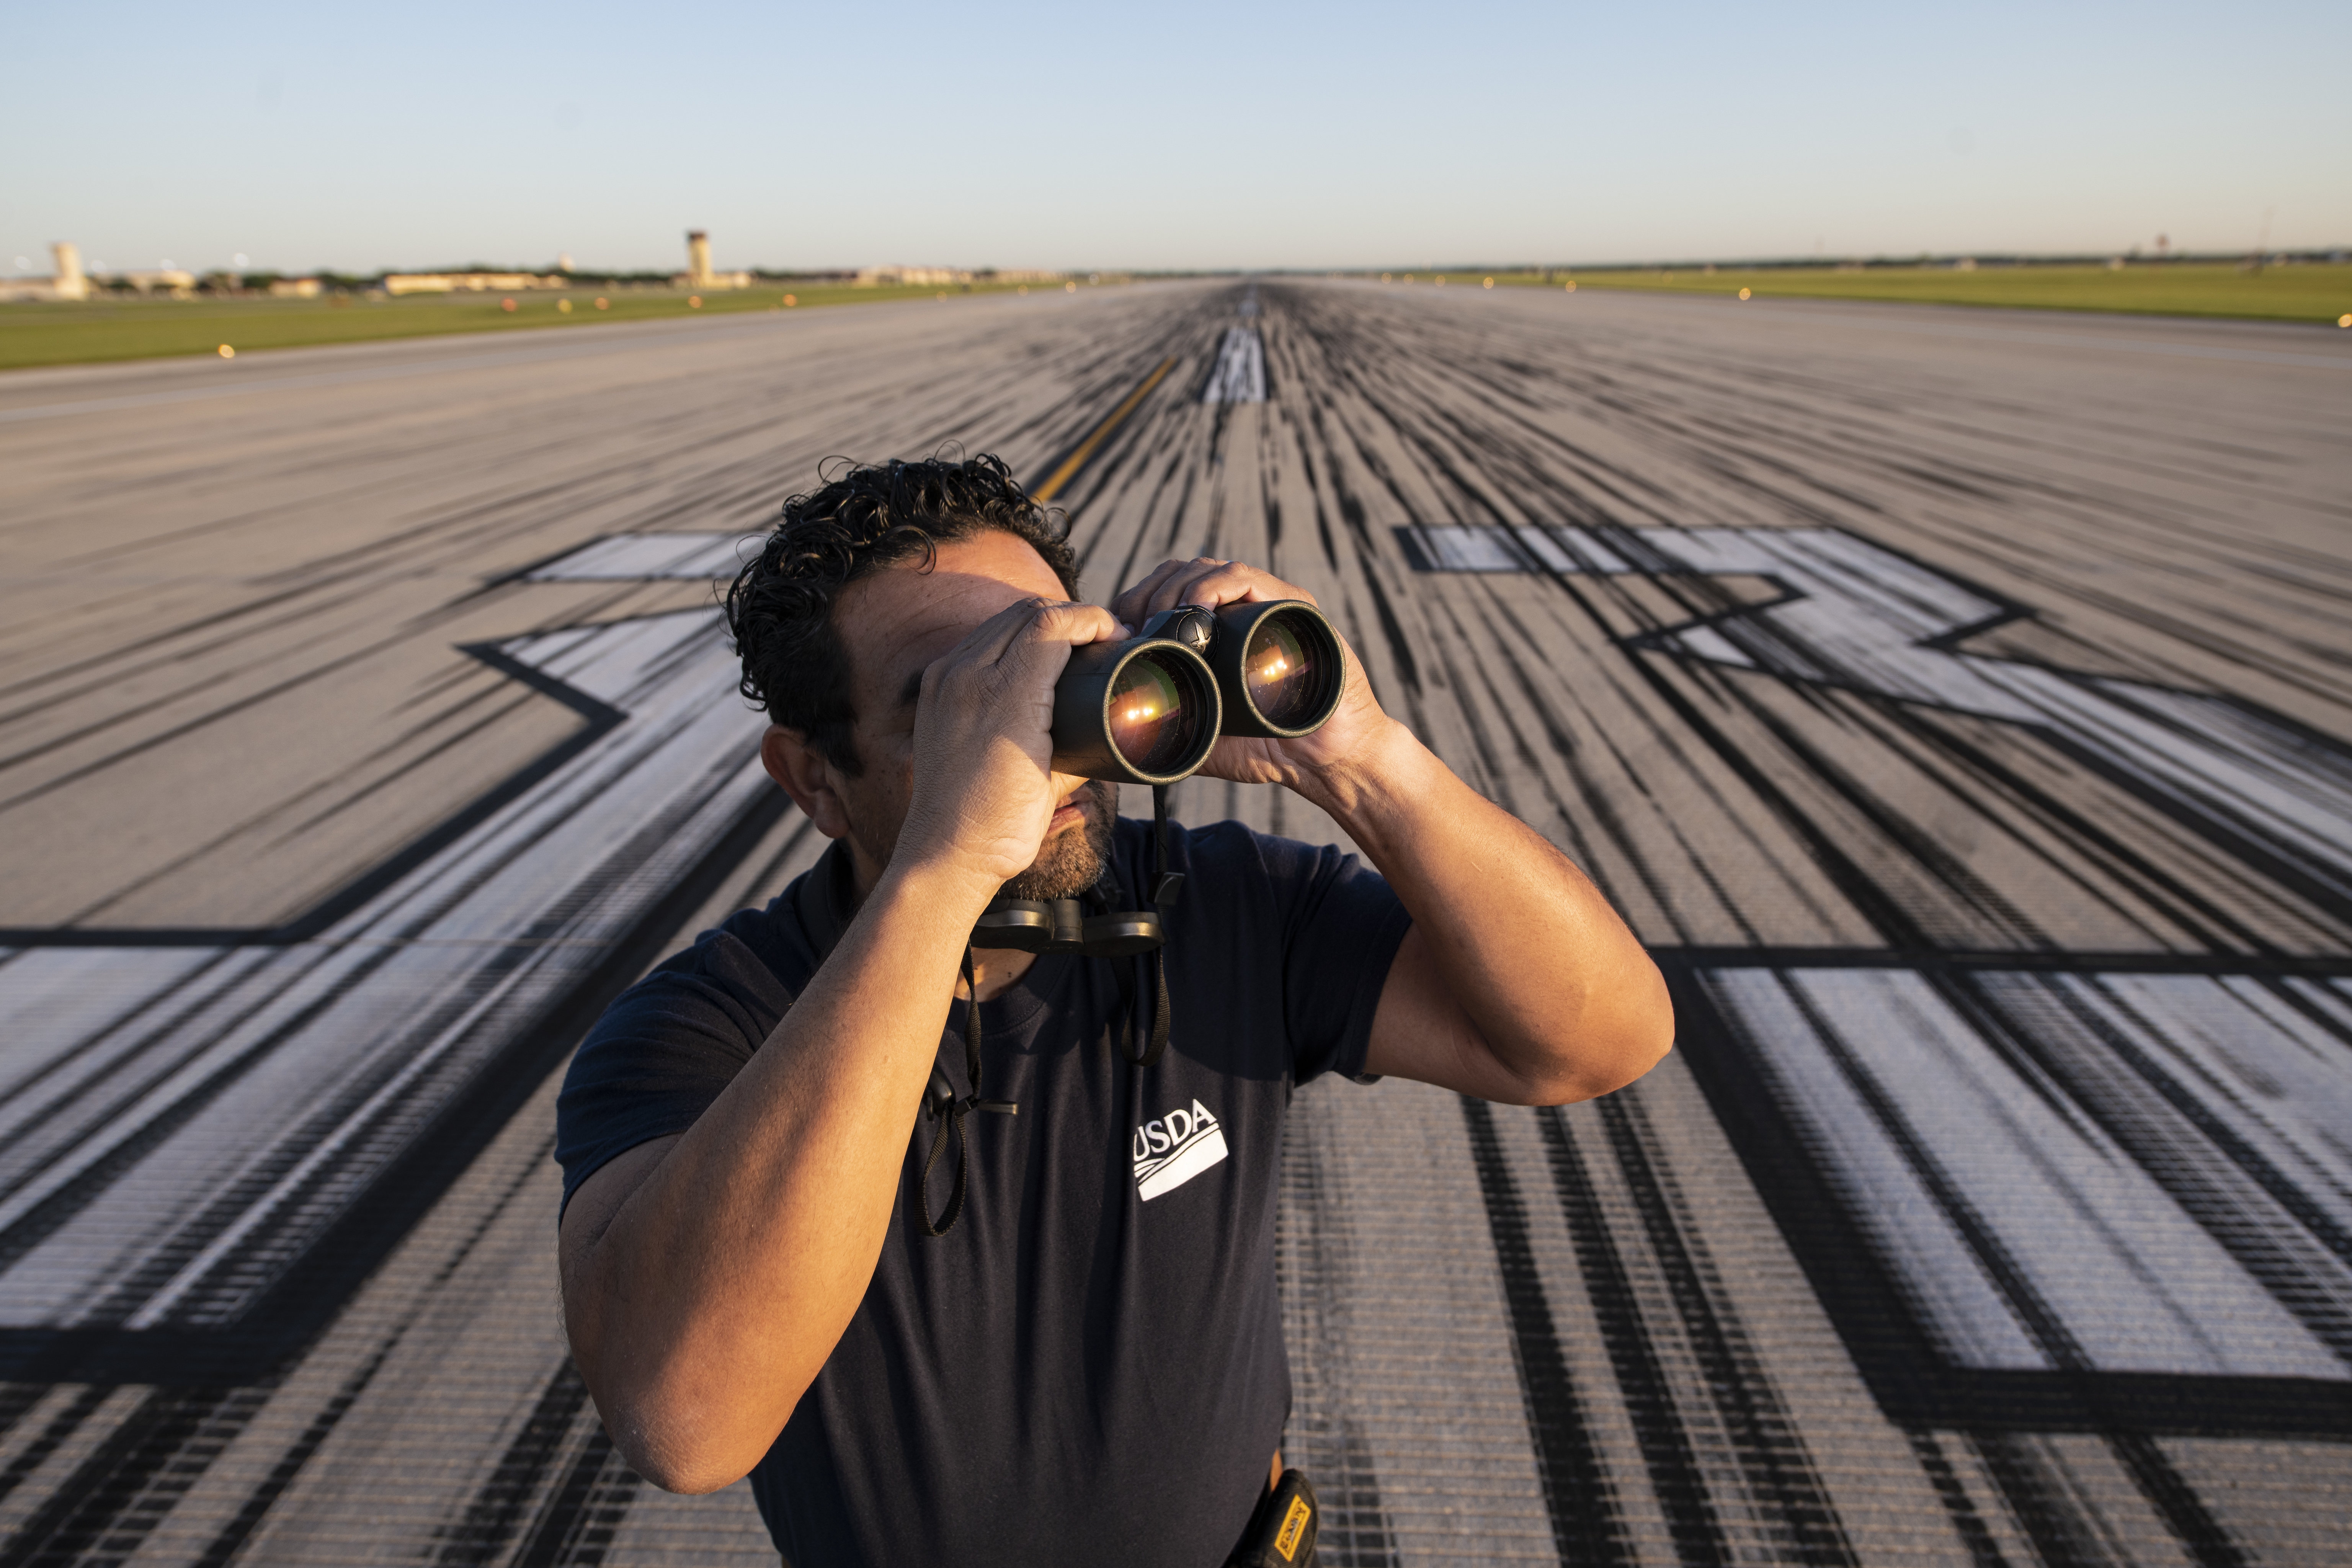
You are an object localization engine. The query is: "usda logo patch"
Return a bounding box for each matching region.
[1132,1098,1228,1201]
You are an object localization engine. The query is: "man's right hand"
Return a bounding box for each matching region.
[893,595,1124,898]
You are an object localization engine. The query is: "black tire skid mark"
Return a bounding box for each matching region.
[1429,490,2035,951]
[1588,518,2352,949]
[510,1427,637,1568]
[1274,298,1912,947]
[1535,1107,1732,1567]
[0,1384,270,1568]
[1274,1082,1401,1568]
[2102,1432,2251,1568]
[1741,683,2248,954]
[1457,1097,1630,1566]
[0,1385,116,1515]
[1465,588,1714,941]
[1594,1088,1860,1566]
[1469,576,1797,945]
[1255,375,1424,721]
[1381,290,2290,558]
[1971,1432,2142,1568]
[430,1358,593,1566]
[1308,292,2352,743]
[1509,557,1932,945]
[188,1129,567,1566]
[1496,551,1854,940]
[1665,550,2352,959]
[1903,1429,2015,1568]
[1619,614,2145,951]
[1269,292,2034,952]
[1830,704,2265,956]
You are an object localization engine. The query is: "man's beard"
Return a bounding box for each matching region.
[1001,779,1120,901]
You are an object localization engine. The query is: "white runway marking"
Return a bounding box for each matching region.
[1409,519,2352,1386]
[1202,327,1266,403]
[0,608,766,1330]
[1706,966,2352,1379]
[1405,522,2352,908]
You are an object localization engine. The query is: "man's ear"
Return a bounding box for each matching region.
[761,725,852,840]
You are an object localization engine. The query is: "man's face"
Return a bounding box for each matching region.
[824,529,1117,899]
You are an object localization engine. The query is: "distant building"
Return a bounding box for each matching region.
[0,242,90,303]
[118,268,198,297]
[674,229,750,291]
[856,266,973,287]
[268,278,324,298]
[382,273,566,295]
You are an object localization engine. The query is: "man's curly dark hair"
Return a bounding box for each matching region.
[725,454,1080,774]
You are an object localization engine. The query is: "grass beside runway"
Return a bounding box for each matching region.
[1437,263,2352,326]
[0,279,1076,372]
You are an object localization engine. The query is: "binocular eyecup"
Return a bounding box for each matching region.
[1050,600,1345,786]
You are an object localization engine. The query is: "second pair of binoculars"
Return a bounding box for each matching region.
[1051,600,1345,785]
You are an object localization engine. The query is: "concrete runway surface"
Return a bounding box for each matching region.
[2,278,2349,1564]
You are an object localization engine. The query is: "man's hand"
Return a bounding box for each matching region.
[894,595,1125,897]
[1111,558,1393,792]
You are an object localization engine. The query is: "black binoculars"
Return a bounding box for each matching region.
[1050,600,1345,785]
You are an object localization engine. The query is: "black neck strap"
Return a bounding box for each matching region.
[789,794,1184,1239]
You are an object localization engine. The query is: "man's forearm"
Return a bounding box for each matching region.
[567,858,992,1490]
[1294,718,1671,1101]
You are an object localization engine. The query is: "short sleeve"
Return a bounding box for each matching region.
[554,927,795,1215]
[1252,830,1412,1086]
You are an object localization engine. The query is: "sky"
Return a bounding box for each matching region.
[4,0,2345,277]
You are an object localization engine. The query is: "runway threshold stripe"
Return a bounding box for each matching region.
[1030,357,1177,503]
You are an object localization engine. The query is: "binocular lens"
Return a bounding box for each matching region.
[1243,618,1324,731]
[1051,598,1334,782]
[1106,652,1209,777]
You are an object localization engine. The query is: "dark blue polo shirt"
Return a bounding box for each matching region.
[555,815,1410,1567]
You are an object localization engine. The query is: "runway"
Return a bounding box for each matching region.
[1,278,2348,1564]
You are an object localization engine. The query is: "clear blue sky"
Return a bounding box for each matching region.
[5,0,2344,277]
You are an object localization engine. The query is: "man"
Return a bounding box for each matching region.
[556,454,1671,1565]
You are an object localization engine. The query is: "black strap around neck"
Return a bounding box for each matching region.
[913,946,1017,1237]
[789,808,1180,1240]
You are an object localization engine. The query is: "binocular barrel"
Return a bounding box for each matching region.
[1050,639,1222,786]
[1207,600,1345,740]
[1049,600,1345,785]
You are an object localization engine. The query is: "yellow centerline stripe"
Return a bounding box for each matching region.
[1030,356,1178,504]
